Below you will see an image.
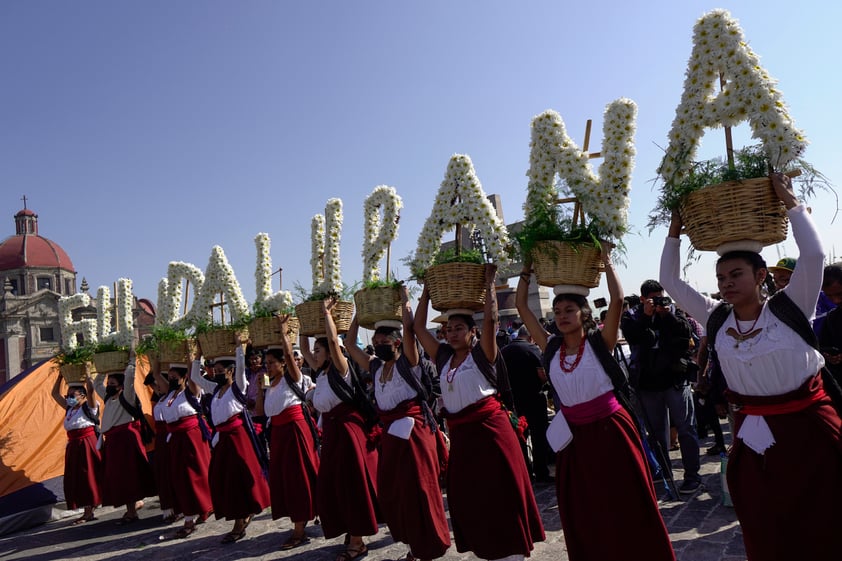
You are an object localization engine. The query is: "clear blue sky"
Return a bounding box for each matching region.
[2,1,840,320]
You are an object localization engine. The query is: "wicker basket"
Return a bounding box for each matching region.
[248,315,300,348]
[295,300,354,337]
[93,350,130,374]
[531,240,603,288]
[355,286,403,330]
[158,339,195,364]
[197,327,248,359]
[60,363,89,384]
[425,262,486,312]
[679,176,788,251]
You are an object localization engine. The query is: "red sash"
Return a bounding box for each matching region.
[104,419,141,437]
[560,391,622,425]
[166,415,199,433]
[271,406,305,426]
[443,396,501,428]
[215,416,244,433]
[67,426,96,441]
[728,374,829,416]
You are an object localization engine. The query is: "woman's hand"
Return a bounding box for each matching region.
[323,296,338,314]
[668,210,683,238]
[771,172,799,209]
[484,263,498,285]
[599,240,615,265]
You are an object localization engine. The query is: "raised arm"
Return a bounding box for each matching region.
[122,348,137,401]
[516,263,550,351]
[234,345,247,391]
[323,297,349,374]
[599,242,624,351]
[299,334,318,370]
[278,314,303,383]
[659,211,717,322]
[399,285,420,367]
[479,263,499,363]
[774,173,825,318]
[345,316,374,373]
[413,284,440,361]
[189,359,214,395]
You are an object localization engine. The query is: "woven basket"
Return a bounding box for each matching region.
[354,286,403,330]
[425,262,486,312]
[679,176,788,251]
[248,315,300,348]
[295,300,354,337]
[197,327,248,359]
[158,339,195,364]
[93,350,130,374]
[531,240,602,288]
[60,363,89,384]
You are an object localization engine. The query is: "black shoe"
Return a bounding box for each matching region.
[678,479,701,494]
[706,444,725,456]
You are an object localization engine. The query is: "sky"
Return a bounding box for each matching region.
[2,1,841,326]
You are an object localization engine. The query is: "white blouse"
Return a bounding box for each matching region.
[191,351,249,426]
[441,352,496,415]
[547,339,614,407]
[312,368,352,414]
[264,374,314,417]
[64,404,99,431]
[153,399,167,423]
[374,362,419,411]
[160,390,201,424]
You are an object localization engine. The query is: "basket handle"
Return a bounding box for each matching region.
[555,197,586,228]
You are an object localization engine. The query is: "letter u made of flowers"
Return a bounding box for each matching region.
[362,185,403,284]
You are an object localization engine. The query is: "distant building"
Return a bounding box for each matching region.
[0,205,155,383]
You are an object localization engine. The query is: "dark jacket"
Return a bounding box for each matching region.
[500,338,544,413]
[620,304,694,392]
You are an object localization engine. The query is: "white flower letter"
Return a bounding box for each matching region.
[58,293,96,351]
[254,232,293,313]
[411,154,510,275]
[362,185,403,283]
[192,246,250,325]
[161,261,205,329]
[658,9,807,186]
[526,98,637,239]
[98,278,135,347]
[310,199,344,295]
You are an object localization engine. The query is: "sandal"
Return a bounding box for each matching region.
[71,515,97,526]
[115,513,139,526]
[281,534,311,550]
[162,513,183,525]
[335,544,368,561]
[174,522,196,539]
[221,529,246,544]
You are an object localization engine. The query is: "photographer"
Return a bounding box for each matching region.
[621,280,702,494]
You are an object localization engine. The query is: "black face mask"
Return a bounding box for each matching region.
[213,373,228,386]
[168,378,181,392]
[374,344,397,362]
[105,386,119,398]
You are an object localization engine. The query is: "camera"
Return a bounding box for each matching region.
[652,296,672,307]
[593,297,607,308]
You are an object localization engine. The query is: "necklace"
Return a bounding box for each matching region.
[728,312,763,348]
[558,337,587,373]
[379,362,395,392]
[167,389,182,407]
[446,354,468,391]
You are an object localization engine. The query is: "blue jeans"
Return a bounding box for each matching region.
[638,385,701,482]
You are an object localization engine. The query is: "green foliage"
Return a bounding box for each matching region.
[649,144,835,231]
[136,325,191,355]
[193,315,250,335]
[57,345,95,366]
[293,281,356,304]
[93,340,128,354]
[431,247,485,267]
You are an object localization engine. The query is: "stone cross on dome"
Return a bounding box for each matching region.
[20,195,27,210]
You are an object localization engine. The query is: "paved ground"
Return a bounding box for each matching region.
[0,423,746,561]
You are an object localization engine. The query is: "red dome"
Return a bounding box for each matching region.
[0,234,75,271]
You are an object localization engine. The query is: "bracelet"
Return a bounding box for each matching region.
[519,272,531,280]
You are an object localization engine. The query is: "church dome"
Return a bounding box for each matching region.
[0,208,75,272]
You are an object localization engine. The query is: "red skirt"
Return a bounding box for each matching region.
[209,416,270,520]
[556,406,675,561]
[101,421,156,507]
[167,416,212,516]
[64,426,102,509]
[317,403,380,538]
[445,397,545,559]
[269,407,319,522]
[378,402,450,559]
[728,377,842,560]
[152,421,175,511]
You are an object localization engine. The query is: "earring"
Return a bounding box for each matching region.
[760,284,769,300]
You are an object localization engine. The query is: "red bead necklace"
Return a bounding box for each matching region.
[558,336,587,374]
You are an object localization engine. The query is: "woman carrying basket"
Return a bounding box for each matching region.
[190,342,271,544]
[414,263,544,561]
[301,298,380,561]
[345,286,451,561]
[516,242,675,561]
[660,173,842,560]
[255,315,319,551]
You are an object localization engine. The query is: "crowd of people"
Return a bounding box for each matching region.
[59,173,842,560]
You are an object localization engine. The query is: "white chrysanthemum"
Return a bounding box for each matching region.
[253,232,293,313]
[411,154,510,275]
[658,9,807,187]
[58,293,96,351]
[167,261,205,330]
[96,286,112,340]
[526,98,637,239]
[362,185,403,283]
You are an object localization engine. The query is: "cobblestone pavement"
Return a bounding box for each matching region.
[0,427,746,561]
